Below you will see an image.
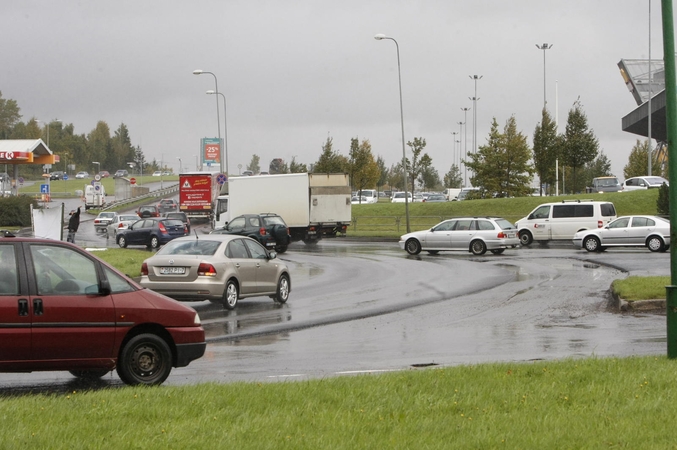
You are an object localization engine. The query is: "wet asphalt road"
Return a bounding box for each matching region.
[0,206,669,392]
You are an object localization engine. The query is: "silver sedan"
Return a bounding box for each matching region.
[105,214,142,238]
[139,234,291,309]
[572,215,670,252]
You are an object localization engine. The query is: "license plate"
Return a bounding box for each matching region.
[507,232,516,238]
[159,267,186,275]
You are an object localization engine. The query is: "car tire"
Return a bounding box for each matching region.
[275,245,288,254]
[490,249,505,255]
[118,236,128,248]
[470,239,487,255]
[273,274,290,303]
[116,333,172,386]
[223,280,239,310]
[405,238,422,255]
[647,236,665,252]
[583,236,600,252]
[519,230,533,246]
[150,236,160,249]
[69,369,111,379]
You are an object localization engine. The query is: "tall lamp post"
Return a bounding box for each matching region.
[193,70,224,173]
[206,90,229,177]
[469,75,482,156]
[460,107,471,187]
[457,121,464,185]
[451,131,458,170]
[374,33,410,233]
[177,157,182,175]
[536,43,558,195]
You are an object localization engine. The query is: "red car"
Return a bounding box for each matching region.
[137,205,160,218]
[0,235,206,385]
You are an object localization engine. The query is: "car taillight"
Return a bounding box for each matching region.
[598,220,603,228]
[260,227,266,235]
[198,263,217,277]
[184,225,188,234]
[497,231,506,238]
[118,223,125,228]
[154,212,159,217]
[158,222,167,233]
[141,262,148,276]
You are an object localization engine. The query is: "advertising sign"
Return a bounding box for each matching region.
[201,138,222,165]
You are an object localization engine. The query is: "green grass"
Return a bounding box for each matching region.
[87,248,150,278]
[20,175,179,197]
[612,276,671,301]
[351,189,660,237]
[2,356,676,449]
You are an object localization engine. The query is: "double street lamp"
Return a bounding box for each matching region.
[374,33,410,233]
[193,70,224,174]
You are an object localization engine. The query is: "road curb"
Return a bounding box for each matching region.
[610,286,665,312]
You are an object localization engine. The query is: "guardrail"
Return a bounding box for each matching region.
[100,184,180,211]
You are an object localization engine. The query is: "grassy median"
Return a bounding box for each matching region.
[2,356,675,448]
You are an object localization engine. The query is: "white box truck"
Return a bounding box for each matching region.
[84,183,106,210]
[214,173,352,243]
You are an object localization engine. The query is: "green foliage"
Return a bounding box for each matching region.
[406,137,431,193]
[376,155,389,190]
[0,196,39,227]
[612,276,670,301]
[466,116,534,197]
[268,158,288,174]
[289,156,307,173]
[532,108,558,192]
[560,99,599,190]
[443,164,463,188]
[246,154,260,174]
[348,138,380,192]
[0,91,22,139]
[580,151,613,190]
[657,182,670,215]
[313,136,349,173]
[2,356,677,448]
[623,139,662,179]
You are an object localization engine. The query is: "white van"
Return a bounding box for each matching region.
[357,189,379,204]
[444,188,461,201]
[84,183,106,210]
[515,200,617,245]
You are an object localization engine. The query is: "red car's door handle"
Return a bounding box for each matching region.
[33,298,43,316]
[18,299,28,316]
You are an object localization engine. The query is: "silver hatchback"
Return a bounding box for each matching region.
[399,217,520,256]
[139,235,291,309]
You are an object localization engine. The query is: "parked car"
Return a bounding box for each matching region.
[93,211,116,233]
[456,187,480,201]
[400,217,520,256]
[351,195,370,204]
[116,218,187,249]
[157,198,178,214]
[424,194,448,202]
[97,170,110,178]
[139,235,291,309]
[515,200,617,246]
[588,176,622,193]
[0,173,9,182]
[152,171,162,176]
[75,171,89,179]
[211,213,291,253]
[573,215,671,253]
[113,169,129,178]
[165,212,191,233]
[49,171,64,181]
[391,192,412,203]
[106,214,142,238]
[622,176,669,191]
[0,235,205,385]
[137,205,160,218]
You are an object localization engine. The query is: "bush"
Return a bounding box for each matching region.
[657,182,669,216]
[0,196,39,226]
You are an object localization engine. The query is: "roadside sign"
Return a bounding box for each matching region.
[216,173,227,185]
[94,185,100,191]
[63,174,68,181]
[18,177,24,185]
[130,177,137,185]
[40,184,50,194]
[94,174,101,181]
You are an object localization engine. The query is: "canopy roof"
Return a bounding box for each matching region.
[0,139,59,164]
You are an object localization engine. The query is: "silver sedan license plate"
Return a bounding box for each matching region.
[507,232,516,238]
[160,266,186,275]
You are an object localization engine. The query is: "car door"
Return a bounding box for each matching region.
[26,243,116,361]
[243,239,277,293]
[226,216,247,236]
[451,219,477,249]
[528,205,552,240]
[0,242,30,365]
[628,217,654,245]
[600,217,630,246]
[425,220,456,249]
[225,238,259,295]
[126,219,152,245]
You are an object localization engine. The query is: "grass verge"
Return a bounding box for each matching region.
[1,356,673,449]
[87,248,150,278]
[612,276,670,301]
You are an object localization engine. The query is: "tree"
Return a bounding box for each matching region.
[443,164,463,188]
[0,91,21,139]
[349,138,380,197]
[560,99,599,193]
[86,121,112,172]
[623,140,660,179]
[111,123,134,171]
[419,163,440,190]
[532,108,558,195]
[406,137,431,193]
[289,156,307,173]
[313,137,348,173]
[247,154,260,174]
[376,156,389,192]
[581,151,612,185]
[269,158,288,174]
[465,116,534,197]
[657,182,670,216]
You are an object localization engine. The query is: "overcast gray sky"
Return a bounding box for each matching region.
[2,1,666,181]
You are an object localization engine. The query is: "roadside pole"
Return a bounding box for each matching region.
[661,0,677,358]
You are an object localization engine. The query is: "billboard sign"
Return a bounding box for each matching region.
[201,138,222,166]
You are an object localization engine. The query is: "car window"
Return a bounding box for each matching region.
[609,218,630,229]
[477,220,496,231]
[243,239,268,259]
[631,217,654,227]
[0,244,19,295]
[262,216,286,227]
[455,219,474,231]
[104,267,135,293]
[494,219,515,230]
[600,203,616,217]
[248,217,261,228]
[434,221,455,231]
[161,240,221,256]
[530,205,550,219]
[226,239,250,259]
[228,217,246,230]
[30,245,98,295]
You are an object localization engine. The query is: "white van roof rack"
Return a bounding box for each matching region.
[560,199,593,203]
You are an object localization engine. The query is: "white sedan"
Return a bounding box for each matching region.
[105,214,142,238]
[572,215,670,252]
[622,176,669,191]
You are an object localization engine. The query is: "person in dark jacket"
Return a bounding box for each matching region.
[67,206,81,243]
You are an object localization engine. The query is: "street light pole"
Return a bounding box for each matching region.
[193,70,223,173]
[374,33,410,233]
[461,107,471,186]
[536,43,557,195]
[457,121,464,186]
[469,75,482,156]
[177,157,182,175]
[451,131,458,172]
[535,43,552,106]
[206,90,229,177]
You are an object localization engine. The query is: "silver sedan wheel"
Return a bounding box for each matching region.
[223,280,238,310]
[647,236,664,252]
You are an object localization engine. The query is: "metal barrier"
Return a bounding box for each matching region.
[100,184,179,211]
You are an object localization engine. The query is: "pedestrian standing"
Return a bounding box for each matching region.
[67,206,81,243]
